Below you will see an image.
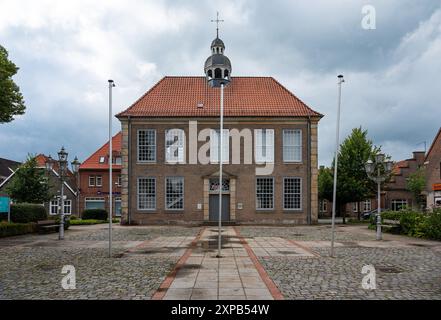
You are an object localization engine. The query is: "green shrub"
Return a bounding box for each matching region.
[82,209,108,220]
[69,215,78,220]
[422,210,441,240]
[0,221,37,238]
[398,209,426,237]
[70,219,105,225]
[6,203,47,223]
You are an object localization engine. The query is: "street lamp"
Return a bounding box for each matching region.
[45,147,69,240]
[330,74,344,258]
[205,13,231,258]
[365,153,392,240]
[108,79,115,258]
[71,156,81,218]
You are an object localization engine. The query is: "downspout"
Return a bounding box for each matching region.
[307,116,312,225]
[128,115,132,225]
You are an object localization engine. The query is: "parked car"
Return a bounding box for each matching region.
[361,209,386,220]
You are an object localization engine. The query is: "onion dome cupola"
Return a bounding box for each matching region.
[204,13,232,88]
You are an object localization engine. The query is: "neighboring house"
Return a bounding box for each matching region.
[0,157,21,185]
[116,35,322,225]
[318,151,425,218]
[78,132,122,217]
[425,127,441,210]
[0,154,78,216]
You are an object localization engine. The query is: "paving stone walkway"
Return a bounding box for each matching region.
[158,227,278,300]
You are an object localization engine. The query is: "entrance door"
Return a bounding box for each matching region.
[209,194,230,222]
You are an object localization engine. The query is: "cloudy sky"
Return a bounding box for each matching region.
[1,0,440,166]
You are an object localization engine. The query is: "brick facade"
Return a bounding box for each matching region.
[425,128,441,210]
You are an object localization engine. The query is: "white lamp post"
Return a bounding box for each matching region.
[330,75,344,258]
[108,79,115,258]
[365,154,392,240]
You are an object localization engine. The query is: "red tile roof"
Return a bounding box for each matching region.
[392,160,408,175]
[79,132,122,170]
[116,76,322,118]
[35,154,74,177]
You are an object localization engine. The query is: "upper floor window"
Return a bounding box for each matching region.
[95,175,102,187]
[99,156,105,163]
[115,157,122,165]
[210,129,229,163]
[138,129,156,162]
[255,129,274,163]
[165,129,185,163]
[89,176,95,187]
[283,129,302,162]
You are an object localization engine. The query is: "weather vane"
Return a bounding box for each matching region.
[211,11,224,38]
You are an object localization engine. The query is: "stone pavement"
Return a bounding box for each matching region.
[0,223,440,300]
[157,227,278,300]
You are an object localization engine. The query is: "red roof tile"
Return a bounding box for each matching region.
[79,132,122,170]
[116,76,322,118]
[392,160,408,175]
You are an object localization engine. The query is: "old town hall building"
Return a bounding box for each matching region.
[116,32,322,225]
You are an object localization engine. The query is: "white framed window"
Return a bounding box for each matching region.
[138,177,156,210]
[115,157,122,165]
[64,200,71,215]
[165,177,184,210]
[165,129,185,163]
[114,197,122,216]
[210,129,229,163]
[363,199,371,212]
[255,129,274,163]
[138,129,156,162]
[283,129,302,162]
[95,175,102,187]
[50,200,59,215]
[391,199,407,211]
[85,197,105,210]
[256,177,274,210]
[117,175,122,187]
[99,156,105,163]
[353,202,359,212]
[283,177,302,210]
[320,199,328,212]
[89,176,95,187]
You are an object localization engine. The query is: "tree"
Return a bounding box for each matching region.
[407,167,426,210]
[331,127,381,222]
[318,166,333,202]
[5,155,52,203]
[0,45,26,123]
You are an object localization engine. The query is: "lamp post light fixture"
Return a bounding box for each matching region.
[330,74,344,258]
[71,156,81,219]
[205,12,231,258]
[365,153,393,240]
[57,147,68,240]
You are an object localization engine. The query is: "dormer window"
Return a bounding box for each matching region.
[99,156,105,163]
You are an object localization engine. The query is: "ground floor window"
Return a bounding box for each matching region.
[391,199,407,211]
[85,197,105,210]
[138,177,156,210]
[283,177,301,210]
[319,199,328,212]
[363,199,371,212]
[114,197,121,216]
[50,199,72,215]
[352,202,359,212]
[166,177,184,210]
[256,177,274,210]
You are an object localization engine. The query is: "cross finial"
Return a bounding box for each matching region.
[211,11,224,38]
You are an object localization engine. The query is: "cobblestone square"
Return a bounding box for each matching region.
[0,223,440,300]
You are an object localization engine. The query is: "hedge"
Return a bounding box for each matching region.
[0,221,37,238]
[369,209,441,240]
[0,203,48,223]
[82,209,108,220]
